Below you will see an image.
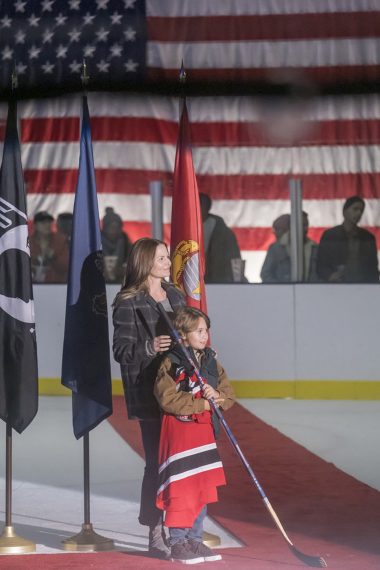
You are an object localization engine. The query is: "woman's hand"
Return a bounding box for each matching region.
[153,335,172,353]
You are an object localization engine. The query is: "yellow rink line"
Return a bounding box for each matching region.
[39,378,380,400]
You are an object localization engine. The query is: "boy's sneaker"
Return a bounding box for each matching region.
[188,539,222,562]
[171,541,205,564]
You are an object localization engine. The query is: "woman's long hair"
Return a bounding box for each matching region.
[113,237,168,304]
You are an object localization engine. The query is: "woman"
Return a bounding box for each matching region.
[112,238,185,559]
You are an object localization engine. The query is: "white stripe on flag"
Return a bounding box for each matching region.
[26,195,380,228]
[20,142,380,175]
[147,38,380,70]
[147,0,380,17]
[16,93,380,123]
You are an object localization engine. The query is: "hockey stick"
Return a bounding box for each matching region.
[157,303,327,568]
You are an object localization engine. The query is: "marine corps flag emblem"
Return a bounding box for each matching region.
[170,99,207,314]
[0,99,38,434]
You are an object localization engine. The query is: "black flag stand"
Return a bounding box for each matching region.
[62,433,114,551]
[0,424,36,554]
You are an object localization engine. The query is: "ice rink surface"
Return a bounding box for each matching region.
[0,397,379,554]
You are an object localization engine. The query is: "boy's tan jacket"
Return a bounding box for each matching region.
[154,356,235,417]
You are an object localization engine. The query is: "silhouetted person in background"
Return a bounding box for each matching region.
[57,212,73,248]
[261,212,318,282]
[30,210,69,283]
[101,207,132,283]
[317,196,379,283]
[199,193,245,283]
[272,213,291,241]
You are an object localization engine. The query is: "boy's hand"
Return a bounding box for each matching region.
[204,398,225,411]
[202,384,219,400]
[202,385,225,408]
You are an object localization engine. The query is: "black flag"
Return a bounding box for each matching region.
[0,99,38,433]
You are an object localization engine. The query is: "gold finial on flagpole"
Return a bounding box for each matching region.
[179,60,186,84]
[81,60,90,88]
[178,61,187,117]
[11,67,18,91]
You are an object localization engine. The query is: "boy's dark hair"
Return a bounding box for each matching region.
[173,307,211,336]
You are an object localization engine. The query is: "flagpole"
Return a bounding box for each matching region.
[62,433,114,551]
[83,433,91,524]
[61,63,114,552]
[0,424,35,553]
[174,63,220,548]
[0,70,36,555]
[179,60,186,118]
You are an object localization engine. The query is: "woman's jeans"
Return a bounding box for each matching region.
[138,418,162,527]
[169,506,207,545]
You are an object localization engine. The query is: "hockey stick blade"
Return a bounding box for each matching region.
[291,546,327,568]
[264,498,327,567]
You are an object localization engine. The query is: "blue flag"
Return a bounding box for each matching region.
[61,95,112,439]
[0,99,38,434]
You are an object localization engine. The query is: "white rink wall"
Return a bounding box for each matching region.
[34,284,380,383]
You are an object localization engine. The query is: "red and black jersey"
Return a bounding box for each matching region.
[156,347,226,528]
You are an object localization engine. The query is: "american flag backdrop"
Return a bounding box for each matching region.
[0,0,380,282]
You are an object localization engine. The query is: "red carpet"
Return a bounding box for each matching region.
[108,397,380,569]
[3,397,380,569]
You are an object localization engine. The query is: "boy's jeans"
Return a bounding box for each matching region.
[169,506,207,545]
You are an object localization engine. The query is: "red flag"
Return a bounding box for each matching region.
[170,100,207,313]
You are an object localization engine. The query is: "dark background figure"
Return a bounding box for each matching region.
[272,213,291,241]
[317,196,379,283]
[112,238,185,559]
[57,212,73,248]
[30,210,69,283]
[199,192,245,283]
[101,207,132,284]
[261,212,318,283]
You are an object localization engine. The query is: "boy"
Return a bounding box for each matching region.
[154,307,235,564]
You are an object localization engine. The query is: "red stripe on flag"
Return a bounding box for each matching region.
[24,169,174,194]
[148,65,380,85]
[193,119,380,147]
[95,169,174,195]
[25,169,78,194]
[21,117,176,144]
[234,226,380,251]
[148,12,378,42]
[20,117,380,147]
[25,170,380,200]
[92,117,177,143]
[123,223,380,252]
[307,226,380,249]
[21,117,80,143]
[121,221,170,244]
[197,173,380,201]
